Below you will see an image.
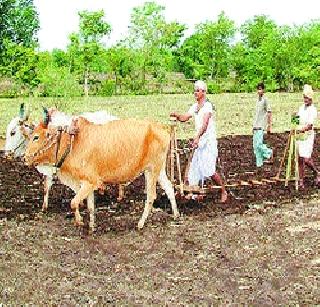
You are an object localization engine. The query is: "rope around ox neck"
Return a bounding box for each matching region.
[27,132,58,160]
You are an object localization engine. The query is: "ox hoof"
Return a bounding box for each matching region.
[137,220,145,230]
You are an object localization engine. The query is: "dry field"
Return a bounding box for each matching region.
[0,199,319,305]
[0,93,319,305]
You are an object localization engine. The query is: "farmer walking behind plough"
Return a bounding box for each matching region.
[170,80,228,203]
[296,84,320,189]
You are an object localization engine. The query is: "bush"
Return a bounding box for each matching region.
[171,80,193,94]
[0,78,30,98]
[37,66,82,97]
[207,81,222,94]
[97,79,115,96]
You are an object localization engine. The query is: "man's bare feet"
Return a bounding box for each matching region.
[221,191,228,203]
[299,179,305,189]
[265,151,274,164]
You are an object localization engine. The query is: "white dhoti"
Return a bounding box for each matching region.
[296,104,317,159]
[186,100,218,186]
[296,131,315,158]
[188,140,218,186]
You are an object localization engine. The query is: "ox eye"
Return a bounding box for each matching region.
[33,135,39,141]
[10,130,16,136]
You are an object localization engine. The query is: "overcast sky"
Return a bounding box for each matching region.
[34,0,320,51]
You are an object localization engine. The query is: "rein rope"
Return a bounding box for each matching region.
[30,132,58,159]
[53,126,75,169]
[12,138,27,153]
[29,125,76,174]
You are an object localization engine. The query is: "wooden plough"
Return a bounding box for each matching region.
[167,118,302,202]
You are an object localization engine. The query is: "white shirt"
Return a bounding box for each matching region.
[297,104,317,132]
[253,97,271,129]
[187,101,217,148]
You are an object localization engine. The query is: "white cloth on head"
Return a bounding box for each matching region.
[303,84,314,99]
[194,80,207,91]
[187,101,218,185]
[296,104,317,158]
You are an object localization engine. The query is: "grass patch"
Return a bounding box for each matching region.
[0,92,318,139]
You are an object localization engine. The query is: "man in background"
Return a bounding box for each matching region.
[252,82,273,168]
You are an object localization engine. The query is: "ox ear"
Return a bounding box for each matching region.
[42,107,49,127]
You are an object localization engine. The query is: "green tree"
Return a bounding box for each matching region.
[291,22,320,88]
[0,0,39,87]
[177,12,235,84]
[0,39,38,86]
[125,1,186,92]
[52,48,69,68]
[272,26,299,90]
[197,12,236,79]
[0,0,39,55]
[176,33,205,79]
[237,15,280,90]
[36,51,82,98]
[67,10,111,96]
[106,45,136,94]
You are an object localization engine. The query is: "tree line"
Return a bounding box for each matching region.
[0,0,319,97]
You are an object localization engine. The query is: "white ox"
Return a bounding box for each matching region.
[5,104,118,211]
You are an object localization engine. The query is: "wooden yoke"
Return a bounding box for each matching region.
[169,117,184,194]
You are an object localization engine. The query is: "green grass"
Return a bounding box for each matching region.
[0,92,318,139]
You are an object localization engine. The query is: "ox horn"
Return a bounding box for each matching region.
[19,103,30,122]
[42,107,49,127]
[19,103,25,119]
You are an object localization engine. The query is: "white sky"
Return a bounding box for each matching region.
[34,0,320,51]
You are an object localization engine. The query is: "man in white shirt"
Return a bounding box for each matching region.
[296,84,320,188]
[170,80,227,203]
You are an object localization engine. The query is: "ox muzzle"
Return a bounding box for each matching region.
[24,154,35,166]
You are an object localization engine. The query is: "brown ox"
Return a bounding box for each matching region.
[24,117,180,231]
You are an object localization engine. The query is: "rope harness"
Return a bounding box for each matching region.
[28,123,78,175]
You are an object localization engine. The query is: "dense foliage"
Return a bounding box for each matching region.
[0,1,319,97]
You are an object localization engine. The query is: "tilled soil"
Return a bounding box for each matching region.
[0,199,319,305]
[0,131,319,231]
[0,132,319,304]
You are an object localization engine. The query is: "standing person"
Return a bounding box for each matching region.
[170,80,227,203]
[253,82,273,168]
[296,84,320,188]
